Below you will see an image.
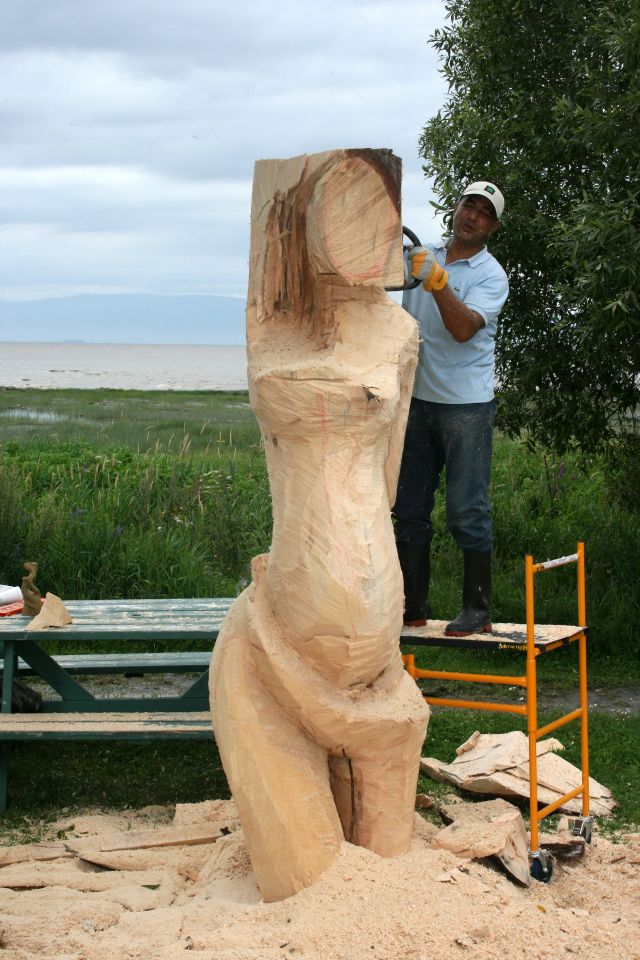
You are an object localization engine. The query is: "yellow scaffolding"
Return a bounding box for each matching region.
[402,542,591,880]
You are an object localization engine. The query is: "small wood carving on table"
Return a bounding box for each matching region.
[21,561,42,617]
[210,149,429,902]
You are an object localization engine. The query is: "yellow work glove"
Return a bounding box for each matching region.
[408,246,448,292]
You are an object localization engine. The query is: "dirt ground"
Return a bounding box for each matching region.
[0,799,638,960]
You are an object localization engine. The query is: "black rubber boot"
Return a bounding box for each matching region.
[396,542,431,626]
[445,550,492,636]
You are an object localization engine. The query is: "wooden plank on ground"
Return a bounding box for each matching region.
[65,823,224,855]
[0,842,72,867]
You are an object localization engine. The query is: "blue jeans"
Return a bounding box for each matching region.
[393,398,495,553]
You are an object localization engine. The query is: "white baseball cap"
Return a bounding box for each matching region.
[460,181,504,219]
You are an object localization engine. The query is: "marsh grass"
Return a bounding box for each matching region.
[0,388,260,453]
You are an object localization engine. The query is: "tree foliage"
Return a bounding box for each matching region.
[420,0,640,455]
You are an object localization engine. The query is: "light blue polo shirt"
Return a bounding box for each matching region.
[403,242,509,404]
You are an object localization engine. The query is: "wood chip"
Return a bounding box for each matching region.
[26,592,73,631]
[421,731,616,816]
[432,799,530,887]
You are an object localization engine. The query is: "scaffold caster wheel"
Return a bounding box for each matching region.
[530,850,553,883]
[570,816,593,844]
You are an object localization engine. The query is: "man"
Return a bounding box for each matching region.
[393,181,509,636]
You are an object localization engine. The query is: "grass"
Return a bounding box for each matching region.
[0,741,230,844]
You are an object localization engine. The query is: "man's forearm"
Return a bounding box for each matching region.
[431,284,484,342]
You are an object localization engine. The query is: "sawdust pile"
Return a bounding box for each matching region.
[0,800,638,960]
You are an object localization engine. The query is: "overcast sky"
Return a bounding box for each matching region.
[1,0,449,304]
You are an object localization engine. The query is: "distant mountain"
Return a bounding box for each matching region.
[0,294,246,345]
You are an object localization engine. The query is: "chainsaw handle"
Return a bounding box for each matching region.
[384,226,423,292]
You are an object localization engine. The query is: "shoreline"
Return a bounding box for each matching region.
[0,385,250,394]
[0,341,249,392]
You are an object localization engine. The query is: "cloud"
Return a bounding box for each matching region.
[0,0,448,303]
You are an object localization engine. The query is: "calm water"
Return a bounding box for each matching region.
[0,342,248,391]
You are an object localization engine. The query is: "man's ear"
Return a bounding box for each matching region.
[489,218,501,236]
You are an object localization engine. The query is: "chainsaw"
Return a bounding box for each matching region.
[384,226,422,292]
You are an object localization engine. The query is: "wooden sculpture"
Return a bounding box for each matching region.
[21,562,42,617]
[209,149,430,902]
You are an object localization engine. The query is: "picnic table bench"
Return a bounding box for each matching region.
[0,597,235,810]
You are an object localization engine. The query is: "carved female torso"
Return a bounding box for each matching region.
[251,286,417,688]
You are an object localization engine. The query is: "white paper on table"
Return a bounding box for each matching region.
[0,586,22,606]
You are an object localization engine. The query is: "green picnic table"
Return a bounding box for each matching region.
[0,597,235,810]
